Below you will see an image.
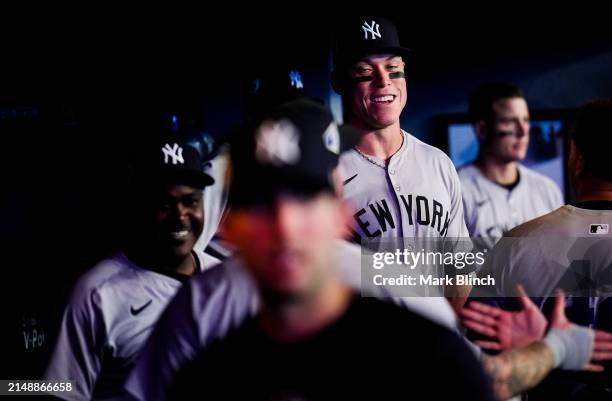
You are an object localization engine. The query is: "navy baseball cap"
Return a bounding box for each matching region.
[134,137,215,190]
[333,16,410,70]
[244,65,309,122]
[230,98,359,207]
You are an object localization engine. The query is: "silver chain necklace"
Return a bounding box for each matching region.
[353,132,405,169]
[353,147,387,169]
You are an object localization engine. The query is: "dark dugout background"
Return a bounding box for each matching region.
[1,10,611,379]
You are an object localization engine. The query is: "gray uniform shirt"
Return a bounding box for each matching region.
[340,131,470,242]
[459,163,563,250]
[43,250,219,401]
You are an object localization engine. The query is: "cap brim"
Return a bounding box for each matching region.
[364,46,411,57]
[229,171,333,208]
[335,46,411,68]
[161,170,215,190]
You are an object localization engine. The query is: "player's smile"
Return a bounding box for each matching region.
[370,94,396,105]
[167,227,192,241]
[162,220,198,245]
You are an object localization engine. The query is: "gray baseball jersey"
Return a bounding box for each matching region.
[125,240,459,401]
[474,203,612,322]
[459,163,563,250]
[43,250,219,401]
[340,131,470,244]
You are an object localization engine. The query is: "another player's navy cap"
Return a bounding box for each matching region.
[230,98,359,207]
[333,16,410,69]
[133,137,215,190]
[247,66,306,110]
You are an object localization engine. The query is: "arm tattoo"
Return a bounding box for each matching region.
[482,342,555,400]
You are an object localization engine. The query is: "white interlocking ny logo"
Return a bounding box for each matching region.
[255,119,301,166]
[289,70,303,89]
[162,143,184,165]
[362,20,381,40]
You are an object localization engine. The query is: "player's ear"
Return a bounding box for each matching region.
[474,121,488,141]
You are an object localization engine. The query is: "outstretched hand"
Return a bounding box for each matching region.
[461,285,547,350]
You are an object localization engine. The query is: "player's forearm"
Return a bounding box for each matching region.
[482,341,555,401]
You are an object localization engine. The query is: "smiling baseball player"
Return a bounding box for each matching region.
[332,17,469,245]
[331,17,472,309]
[43,137,219,400]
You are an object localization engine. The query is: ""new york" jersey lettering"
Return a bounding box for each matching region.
[353,194,450,239]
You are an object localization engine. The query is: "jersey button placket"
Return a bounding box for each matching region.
[388,161,400,192]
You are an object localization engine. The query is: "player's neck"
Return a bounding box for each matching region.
[124,246,196,276]
[476,157,519,185]
[574,177,612,202]
[258,277,353,343]
[174,252,197,275]
[353,122,403,160]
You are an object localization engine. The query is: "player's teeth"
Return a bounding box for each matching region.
[170,230,189,239]
[373,96,394,102]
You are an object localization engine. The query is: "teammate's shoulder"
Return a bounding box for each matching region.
[505,206,565,237]
[456,165,484,200]
[457,163,478,176]
[504,218,542,237]
[338,147,360,165]
[403,131,457,167]
[71,253,129,293]
[189,256,255,296]
[185,257,257,320]
[518,164,559,187]
[405,131,445,155]
[518,165,563,206]
[457,163,481,182]
[60,253,132,310]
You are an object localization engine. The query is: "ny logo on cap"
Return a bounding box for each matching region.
[162,143,184,165]
[255,119,301,166]
[362,20,381,40]
[289,70,303,89]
